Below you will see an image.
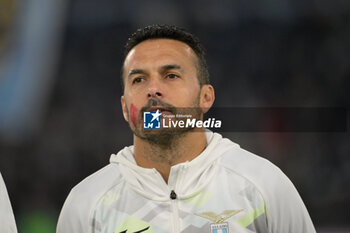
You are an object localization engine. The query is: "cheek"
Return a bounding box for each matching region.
[178,87,201,106]
[130,103,138,127]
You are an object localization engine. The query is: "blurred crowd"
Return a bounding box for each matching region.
[0,0,349,232]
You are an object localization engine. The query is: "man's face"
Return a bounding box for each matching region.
[121,39,212,142]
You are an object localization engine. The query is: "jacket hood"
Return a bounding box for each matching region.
[109,131,239,201]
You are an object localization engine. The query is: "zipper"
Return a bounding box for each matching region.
[169,165,187,233]
[170,190,180,233]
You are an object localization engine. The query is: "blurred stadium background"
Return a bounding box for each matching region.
[0,0,349,232]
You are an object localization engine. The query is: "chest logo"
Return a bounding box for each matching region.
[195,209,242,224]
[119,226,150,233]
[115,216,153,233]
[210,222,229,233]
[196,209,242,233]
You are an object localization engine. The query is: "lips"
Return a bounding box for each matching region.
[141,98,176,115]
[147,107,170,113]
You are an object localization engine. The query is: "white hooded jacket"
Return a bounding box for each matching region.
[57,131,315,233]
[0,173,17,233]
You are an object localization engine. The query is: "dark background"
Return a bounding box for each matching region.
[0,0,349,232]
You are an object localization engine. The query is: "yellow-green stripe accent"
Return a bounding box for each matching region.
[237,202,266,227]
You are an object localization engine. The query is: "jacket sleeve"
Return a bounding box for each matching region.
[0,173,17,233]
[56,188,91,233]
[57,164,120,233]
[262,165,316,233]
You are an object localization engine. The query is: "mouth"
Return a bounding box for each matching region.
[146,107,171,113]
[146,106,168,112]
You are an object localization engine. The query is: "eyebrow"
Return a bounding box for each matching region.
[159,64,182,72]
[128,69,147,78]
[127,64,183,79]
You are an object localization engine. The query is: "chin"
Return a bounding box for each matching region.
[134,127,192,146]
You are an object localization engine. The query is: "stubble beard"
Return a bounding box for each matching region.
[128,95,202,149]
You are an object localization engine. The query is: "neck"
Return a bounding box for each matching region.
[133,130,207,183]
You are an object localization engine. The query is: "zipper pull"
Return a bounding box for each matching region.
[170,190,177,200]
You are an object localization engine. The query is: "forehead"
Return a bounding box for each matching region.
[123,39,197,71]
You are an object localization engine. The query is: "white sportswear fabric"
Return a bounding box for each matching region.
[0,173,17,233]
[57,131,316,233]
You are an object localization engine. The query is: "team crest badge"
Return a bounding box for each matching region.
[195,209,242,233]
[210,222,229,233]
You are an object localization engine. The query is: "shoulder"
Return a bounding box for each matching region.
[70,163,123,198]
[212,135,288,198]
[57,163,124,233]
[220,144,286,187]
[218,140,315,233]
[219,145,291,213]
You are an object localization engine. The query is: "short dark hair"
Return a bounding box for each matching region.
[121,24,210,90]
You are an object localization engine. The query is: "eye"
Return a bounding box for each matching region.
[132,77,144,84]
[166,73,179,79]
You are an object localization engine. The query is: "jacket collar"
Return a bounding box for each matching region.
[110,131,238,201]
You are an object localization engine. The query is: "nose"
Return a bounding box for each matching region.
[147,91,162,98]
[147,77,163,98]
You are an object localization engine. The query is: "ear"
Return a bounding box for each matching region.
[121,96,129,122]
[199,85,215,114]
